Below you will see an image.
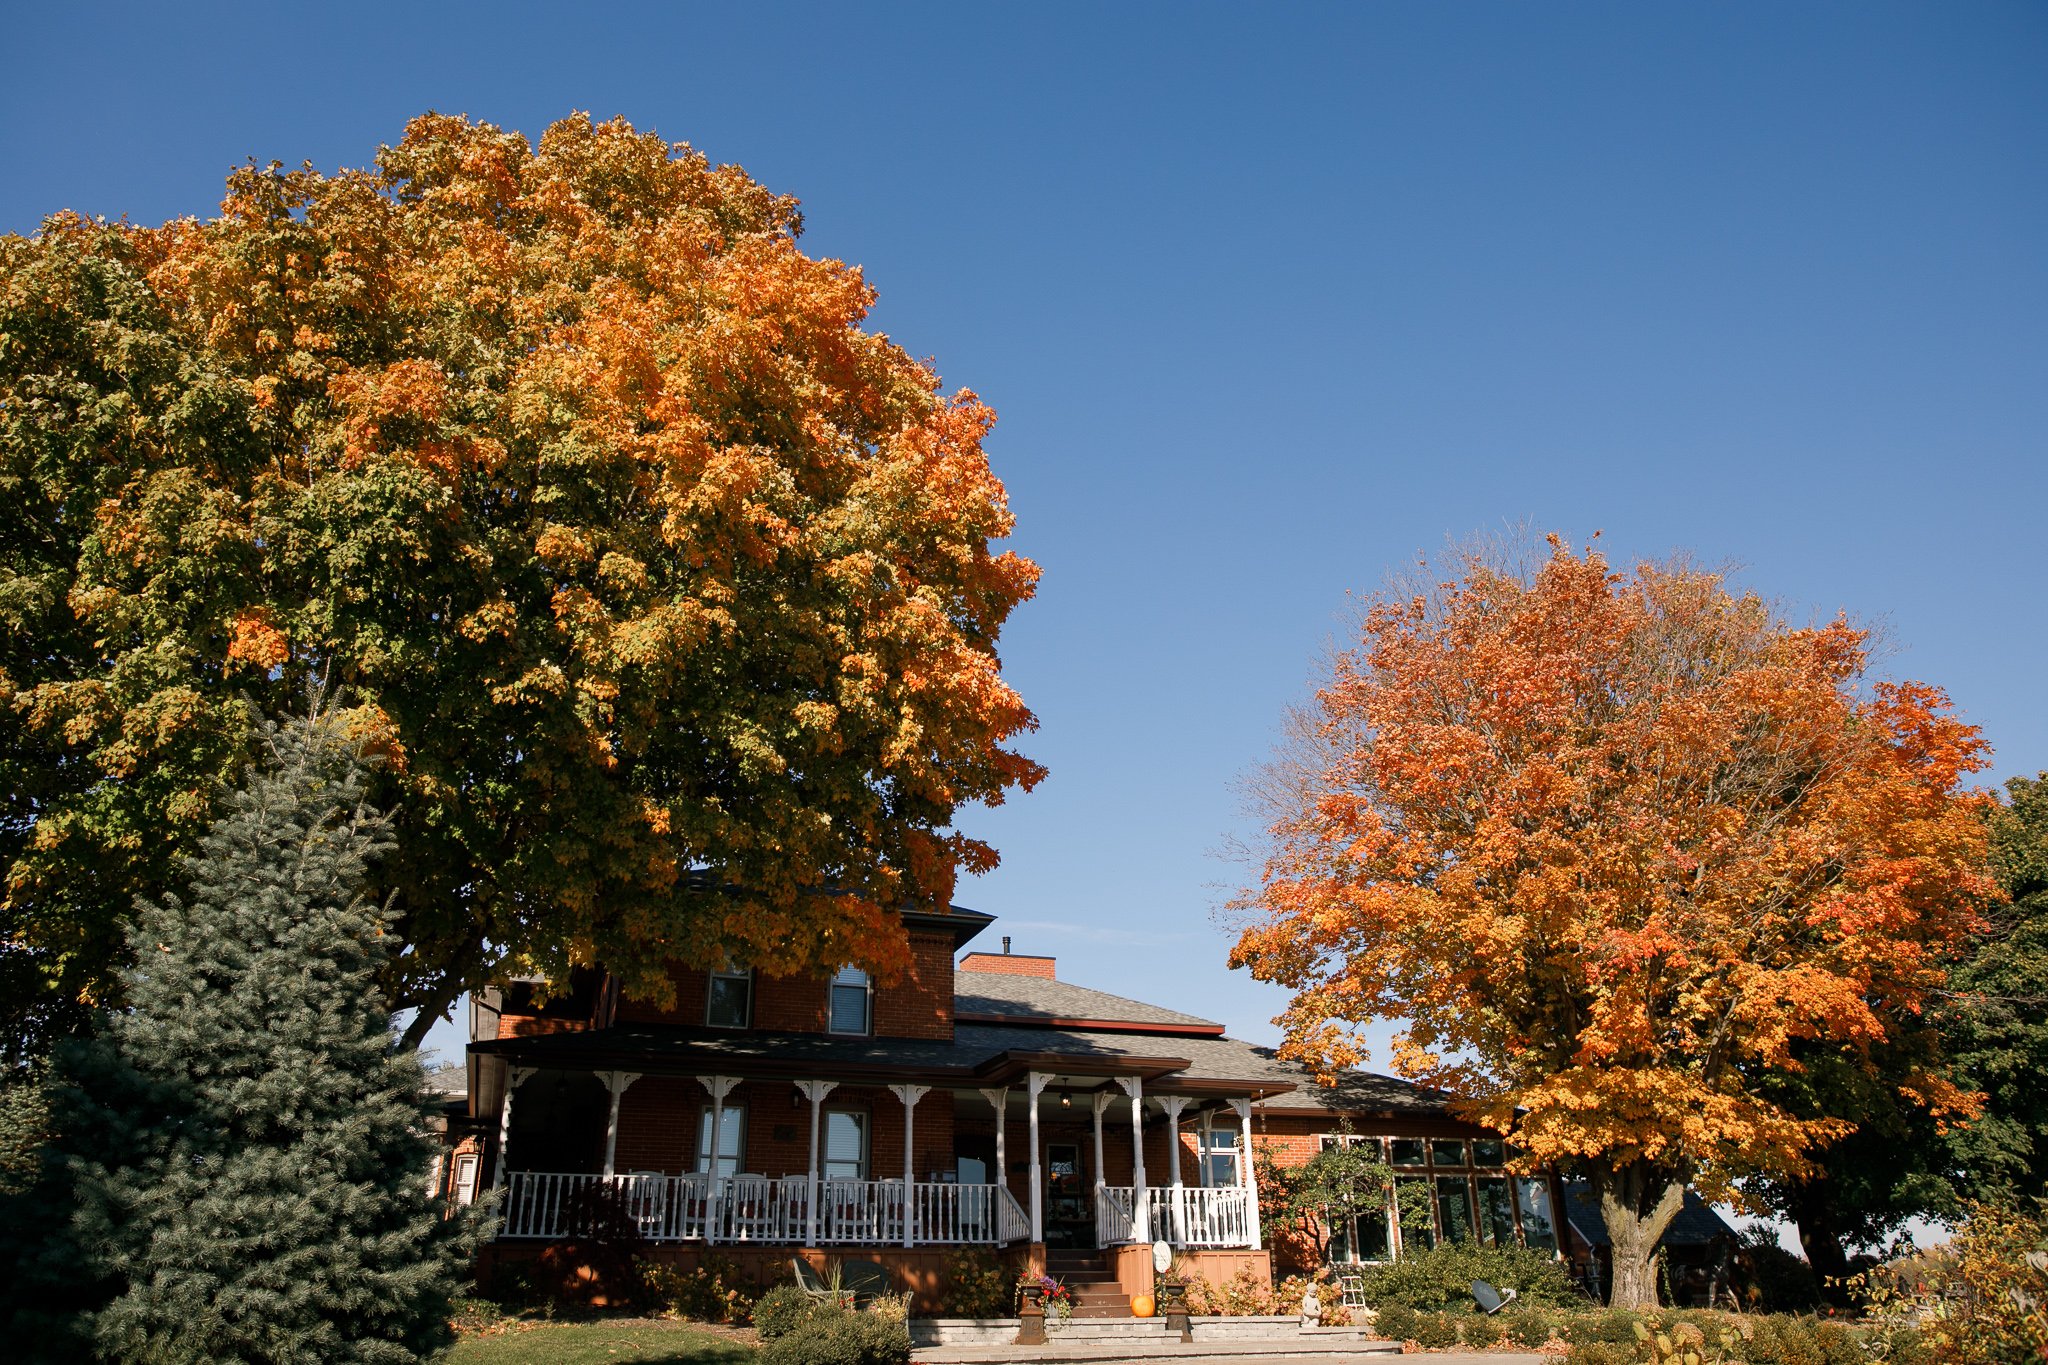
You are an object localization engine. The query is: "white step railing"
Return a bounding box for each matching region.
[1095,1184,1253,1248]
[499,1172,1030,1246]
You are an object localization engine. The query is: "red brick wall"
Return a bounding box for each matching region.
[958,952,1056,979]
[612,930,954,1040]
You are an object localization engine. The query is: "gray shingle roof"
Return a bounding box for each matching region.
[954,971,1223,1030]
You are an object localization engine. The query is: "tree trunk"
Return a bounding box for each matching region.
[1788,1181,1854,1306]
[1592,1163,1688,1310]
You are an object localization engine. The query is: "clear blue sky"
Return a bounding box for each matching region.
[7,2,2044,1069]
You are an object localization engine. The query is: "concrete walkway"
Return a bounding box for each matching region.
[913,1346,1543,1364]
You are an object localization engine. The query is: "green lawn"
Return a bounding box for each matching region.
[449,1319,757,1364]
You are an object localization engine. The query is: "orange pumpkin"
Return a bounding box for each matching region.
[1130,1293,1156,1318]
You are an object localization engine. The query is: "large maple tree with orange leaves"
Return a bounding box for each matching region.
[1231,538,1996,1307]
[0,113,1041,1053]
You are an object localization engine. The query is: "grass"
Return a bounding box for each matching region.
[448,1317,758,1364]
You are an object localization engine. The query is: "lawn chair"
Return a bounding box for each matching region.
[792,1257,840,1303]
[841,1258,893,1306]
[1472,1280,1520,1314]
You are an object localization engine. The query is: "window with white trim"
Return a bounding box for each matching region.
[829,965,871,1035]
[695,1104,746,1178]
[706,963,752,1029]
[1200,1127,1240,1187]
[823,1108,868,1180]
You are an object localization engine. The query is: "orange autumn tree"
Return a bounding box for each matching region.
[2,113,1041,1053]
[1230,538,1996,1308]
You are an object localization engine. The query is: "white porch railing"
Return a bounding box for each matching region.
[1096,1185,1254,1249]
[499,1172,1030,1247]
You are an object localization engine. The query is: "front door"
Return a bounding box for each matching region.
[1043,1140,1093,1248]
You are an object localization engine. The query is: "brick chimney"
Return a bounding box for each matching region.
[959,937,1056,979]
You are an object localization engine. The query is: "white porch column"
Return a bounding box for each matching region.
[1116,1076,1148,1243]
[1231,1097,1263,1249]
[598,1070,642,1176]
[699,1075,741,1244]
[1159,1095,1190,1246]
[978,1087,1008,1202]
[1090,1091,1112,1250]
[889,1084,931,1247]
[795,1080,836,1245]
[1026,1072,1050,1245]
[1198,1109,1214,1186]
[490,1064,536,1192]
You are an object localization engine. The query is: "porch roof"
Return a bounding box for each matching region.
[471,1020,1299,1097]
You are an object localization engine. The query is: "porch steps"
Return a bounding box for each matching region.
[1044,1249,1131,1319]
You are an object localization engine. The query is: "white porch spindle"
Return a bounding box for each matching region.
[795,1080,836,1245]
[1231,1096,1263,1249]
[598,1071,641,1177]
[699,1075,741,1244]
[1116,1076,1148,1243]
[1159,1095,1189,1245]
[978,1087,1008,1213]
[889,1084,931,1247]
[1026,1072,1050,1245]
[490,1065,536,1193]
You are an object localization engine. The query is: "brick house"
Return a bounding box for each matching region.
[453,903,1574,1305]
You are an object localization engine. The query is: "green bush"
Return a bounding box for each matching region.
[753,1283,844,1340]
[1461,1313,1507,1346]
[1410,1312,1462,1349]
[1566,1309,1648,1345]
[758,1310,911,1365]
[641,1255,759,1323]
[1507,1308,1557,1347]
[1372,1302,1418,1342]
[1733,1229,1821,1313]
[1353,1241,1581,1311]
[1740,1315,1869,1365]
[1564,1344,1635,1365]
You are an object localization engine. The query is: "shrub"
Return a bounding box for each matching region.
[1461,1313,1507,1346]
[642,1255,759,1324]
[1352,1241,1580,1311]
[1732,1228,1821,1313]
[938,1249,1013,1317]
[759,1310,911,1365]
[1411,1312,1461,1349]
[754,1283,847,1340]
[1506,1307,1556,1347]
[1372,1302,1419,1342]
[1565,1344,1635,1365]
[1179,1263,1281,1315]
[1566,1310,1647,1346]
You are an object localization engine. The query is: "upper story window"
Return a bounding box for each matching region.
[706,964,753,1029]
[829,965,871,1035]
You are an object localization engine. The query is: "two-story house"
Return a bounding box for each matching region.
[452,902,1578,1306]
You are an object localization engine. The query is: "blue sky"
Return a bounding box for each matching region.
[7,2,2045,1080]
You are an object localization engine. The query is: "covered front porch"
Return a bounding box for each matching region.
[476,1054,1271,1254]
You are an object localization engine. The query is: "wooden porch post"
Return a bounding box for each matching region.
[1231,1097,1263,1249]
[978,1087,1008,1207]
[1198,1108,1213,1187]
[1026,1072,1049,1247]
[699,1075,741,1245]
[599,1071,641,1177]
[796,1080,836,1245]
[490,1064,535,1193]
[1159,1095,1189,1246]
[889,1084,930,1247]
[1116,1076,1148,1243]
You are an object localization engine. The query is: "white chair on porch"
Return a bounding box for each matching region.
[674,1171,712,1241]
[777,1174,810,1242]
[624,1171,669,1239]
[727,1173,776,1241]
[877,1178,906,1245]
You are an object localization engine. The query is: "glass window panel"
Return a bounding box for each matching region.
[1201,1129,1240,1187]
[1354,1202,1394,1261]
[1472,1139,1506,1167]
[706,970,751,1028]
[824,1109,866,1180]
[1390,1138,1427,1166]
[1476,1177,1517,1246]
[1515,1177,1558,1251]
[695,1106,746,1178]
[829,966,870,1035]
[1436,1176,1476,1243]
[1431,1139,1468,1168]
[1395,1176,1435,1250]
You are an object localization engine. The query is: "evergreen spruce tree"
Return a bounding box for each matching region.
[2,705,475,1362]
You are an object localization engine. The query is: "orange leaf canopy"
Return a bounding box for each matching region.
[1231,541,1995,1190]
